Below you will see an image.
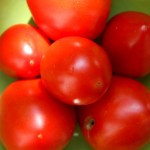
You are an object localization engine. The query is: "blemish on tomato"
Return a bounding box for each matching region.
[85,116,95,130]
[30,60,34,66]
[84,116,95,139]
[37,133,43,139]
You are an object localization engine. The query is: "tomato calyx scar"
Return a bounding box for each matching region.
[85,116,95,130]
[95,81,102,87]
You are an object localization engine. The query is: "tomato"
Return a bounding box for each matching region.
[77,76,150,150]
[101,11,150,77]
[0,24,50,79]
[40,36,112,105]
[0,79,76,150]
[27,0,112,40]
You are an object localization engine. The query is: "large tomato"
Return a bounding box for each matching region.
[101,11,150,77]
[27,0,112,40]
[0,79,76,150]
[0,24,50,79]
[40,36,112,105]
[77,76,150,150]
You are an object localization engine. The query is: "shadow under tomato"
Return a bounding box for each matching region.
[28,17,36,26]
[0,142,5,150]
[64,124,92,150]
[137,74,150,89]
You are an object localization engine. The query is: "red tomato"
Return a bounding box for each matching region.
[0,24,50,79]
[40,36,112,105]
[101,11,150,77]
[0,79,76,150]
[77,76,150,150]
[27,0,112,40]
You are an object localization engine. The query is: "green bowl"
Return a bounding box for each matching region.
[0,0,150,150]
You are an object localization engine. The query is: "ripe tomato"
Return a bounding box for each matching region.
[0,79,76,150]
[0,24,50,79]
[27,0,112,40]
[40,36,112,105]
[77,76,150,150]
[101,11,150,77]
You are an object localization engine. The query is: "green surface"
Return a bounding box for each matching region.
[0,0,150,150]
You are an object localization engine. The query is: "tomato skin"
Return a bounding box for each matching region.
[27,0,112,40]
[40,36,112,105]
[101,11,150,77]
[77,76,150,150]
[0,79,76,150]
[0,24,50,79]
